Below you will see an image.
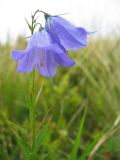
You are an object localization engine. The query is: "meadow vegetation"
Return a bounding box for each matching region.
[0,36,120,160]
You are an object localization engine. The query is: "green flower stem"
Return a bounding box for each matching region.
[30,13,37,151]
[31,69,35,150]
[30,14,36,152]
[25,11,42,158]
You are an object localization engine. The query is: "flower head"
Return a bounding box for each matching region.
[45,16,94,50]
[12,29,75,77]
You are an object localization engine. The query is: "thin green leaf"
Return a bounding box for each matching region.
[68,107,87,160]
[16,135,31,160]
[26,95,33,112]
[79,134,101,160]
[25,18,32,30]
[34,125,49,153]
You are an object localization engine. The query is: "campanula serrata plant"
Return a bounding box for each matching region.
[11,9,94,160]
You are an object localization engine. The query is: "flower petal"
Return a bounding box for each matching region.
[53,52,75,67]
[43,43,75,67]
[28,30,53,48]
[12,50,27,60]
[76,27,89,45]
[37,48,57,77]
[77,27,96,44]
[46,16,92,50]
[17,47,39,72]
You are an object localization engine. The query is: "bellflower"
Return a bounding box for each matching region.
[12,29,75,77]
[45,15,93,50]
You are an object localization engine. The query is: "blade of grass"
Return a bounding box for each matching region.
[33,124,49,153]
[88,124,120,160]
[79,134,101,160]
[68,107,87,160]
[16,135,31,160]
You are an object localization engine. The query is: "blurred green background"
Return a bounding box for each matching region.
[0,35,120,160]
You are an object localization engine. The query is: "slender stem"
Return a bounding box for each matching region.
[31,69,35,150]
[25,11,40,158]
[30,14,36,151]
[25,11,37,155]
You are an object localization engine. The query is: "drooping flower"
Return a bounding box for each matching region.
[12,29,75,77]
[45,15,94,50]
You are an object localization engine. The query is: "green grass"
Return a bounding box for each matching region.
[0,36,120,160]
